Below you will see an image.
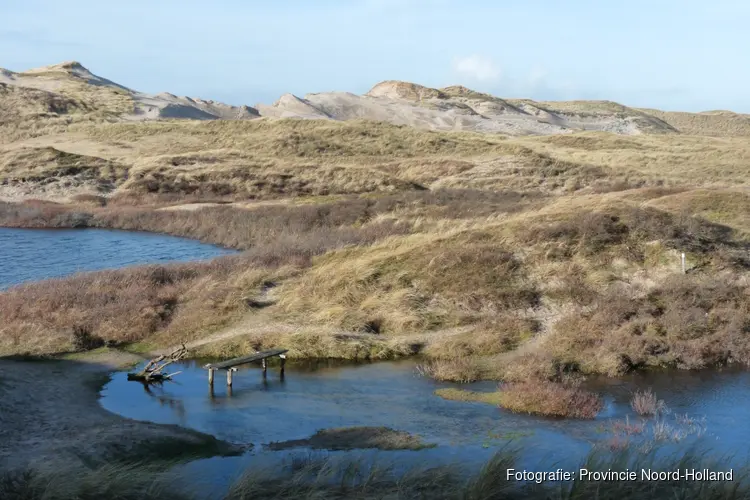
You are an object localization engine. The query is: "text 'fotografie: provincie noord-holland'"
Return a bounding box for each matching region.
[507,469,734,483]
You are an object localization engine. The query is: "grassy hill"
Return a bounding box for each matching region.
[2,62,750,384]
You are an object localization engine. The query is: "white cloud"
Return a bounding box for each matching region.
[452,55,501,82]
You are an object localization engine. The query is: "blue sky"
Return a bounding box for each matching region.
[2,0,749,112]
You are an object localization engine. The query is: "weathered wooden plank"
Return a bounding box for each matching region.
[204,349,289,370]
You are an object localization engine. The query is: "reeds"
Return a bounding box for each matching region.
[0,446,744,500]
[631,389,668,417]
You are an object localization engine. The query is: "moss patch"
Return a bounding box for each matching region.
[266,426,435,451]
[435,388,504,405]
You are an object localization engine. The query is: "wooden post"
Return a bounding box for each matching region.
[262,358,267,377]
[227,368,235,387]
[208,368,215,387]
[280,354,286,375]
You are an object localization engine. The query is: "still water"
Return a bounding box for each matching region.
[0,227,236,289]
[101,359,750,488]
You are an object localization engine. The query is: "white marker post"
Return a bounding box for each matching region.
[681,252,686,274]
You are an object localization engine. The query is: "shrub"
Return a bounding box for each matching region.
[631,389,668,417]
[70,325,105,351]
[497,379,603,419]
[545,274,750,375]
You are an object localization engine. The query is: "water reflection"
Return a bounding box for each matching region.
[101,360,750,475]
[141,382,188,425]
[207,374,287,404]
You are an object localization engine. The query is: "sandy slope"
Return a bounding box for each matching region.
[3,60,748,138]
[0,61,259,121]
[258,81,678,136]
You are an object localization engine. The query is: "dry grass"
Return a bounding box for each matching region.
[193,324,421,361]
[0,197,412,250]
[496,380,604,419]
[433,387,505,405]
[275,229,540,334]
[265,426,434,451]
[0,197,420,356]
[436,380,603,419]
[645,189,750,234]
[4,76,750,381]
[631,389,668,417]
[75,119,620,200]
[519,133,750,188]
[2,446,746,500]
[638,108,750,137]
[0,147,129,201]
[3,189,749,370]
[424,316,538,359]
[0,258,281,355]
[5,113,750,204]
[417,357,482,383]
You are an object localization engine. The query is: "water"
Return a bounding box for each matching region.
[0,227,236,289]
[4,226,747,489]
[100,359,750,489]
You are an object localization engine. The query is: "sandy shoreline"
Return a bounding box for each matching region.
[0,351,240,472]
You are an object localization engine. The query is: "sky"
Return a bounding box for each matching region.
[2,0,749,112]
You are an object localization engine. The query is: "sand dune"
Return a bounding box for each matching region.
[0,61,259,121]
[3,61,750,137]
[259,81,681,136]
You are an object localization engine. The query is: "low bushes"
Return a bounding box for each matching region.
[435,380,603,419]
[496,379,603,419]
[631,389,668,417]
[546,274,750,376]
[0,257,277,355]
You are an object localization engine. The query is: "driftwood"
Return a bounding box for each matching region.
[127,344,188,383]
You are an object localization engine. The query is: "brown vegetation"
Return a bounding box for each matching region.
[495,380,603,419]
[4,75,750,385]
[435,380,603,419]
[546,274,750,376]
[0,258,266,355]
[0,197,420,355]
[265,426,434,451]
[417,357,482,383]
[631,389,668,416]
[433,388,504,405]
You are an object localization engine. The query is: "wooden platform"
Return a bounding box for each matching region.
[204,348,288,387]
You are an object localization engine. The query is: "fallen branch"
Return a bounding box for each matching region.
[127,344,188,383]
